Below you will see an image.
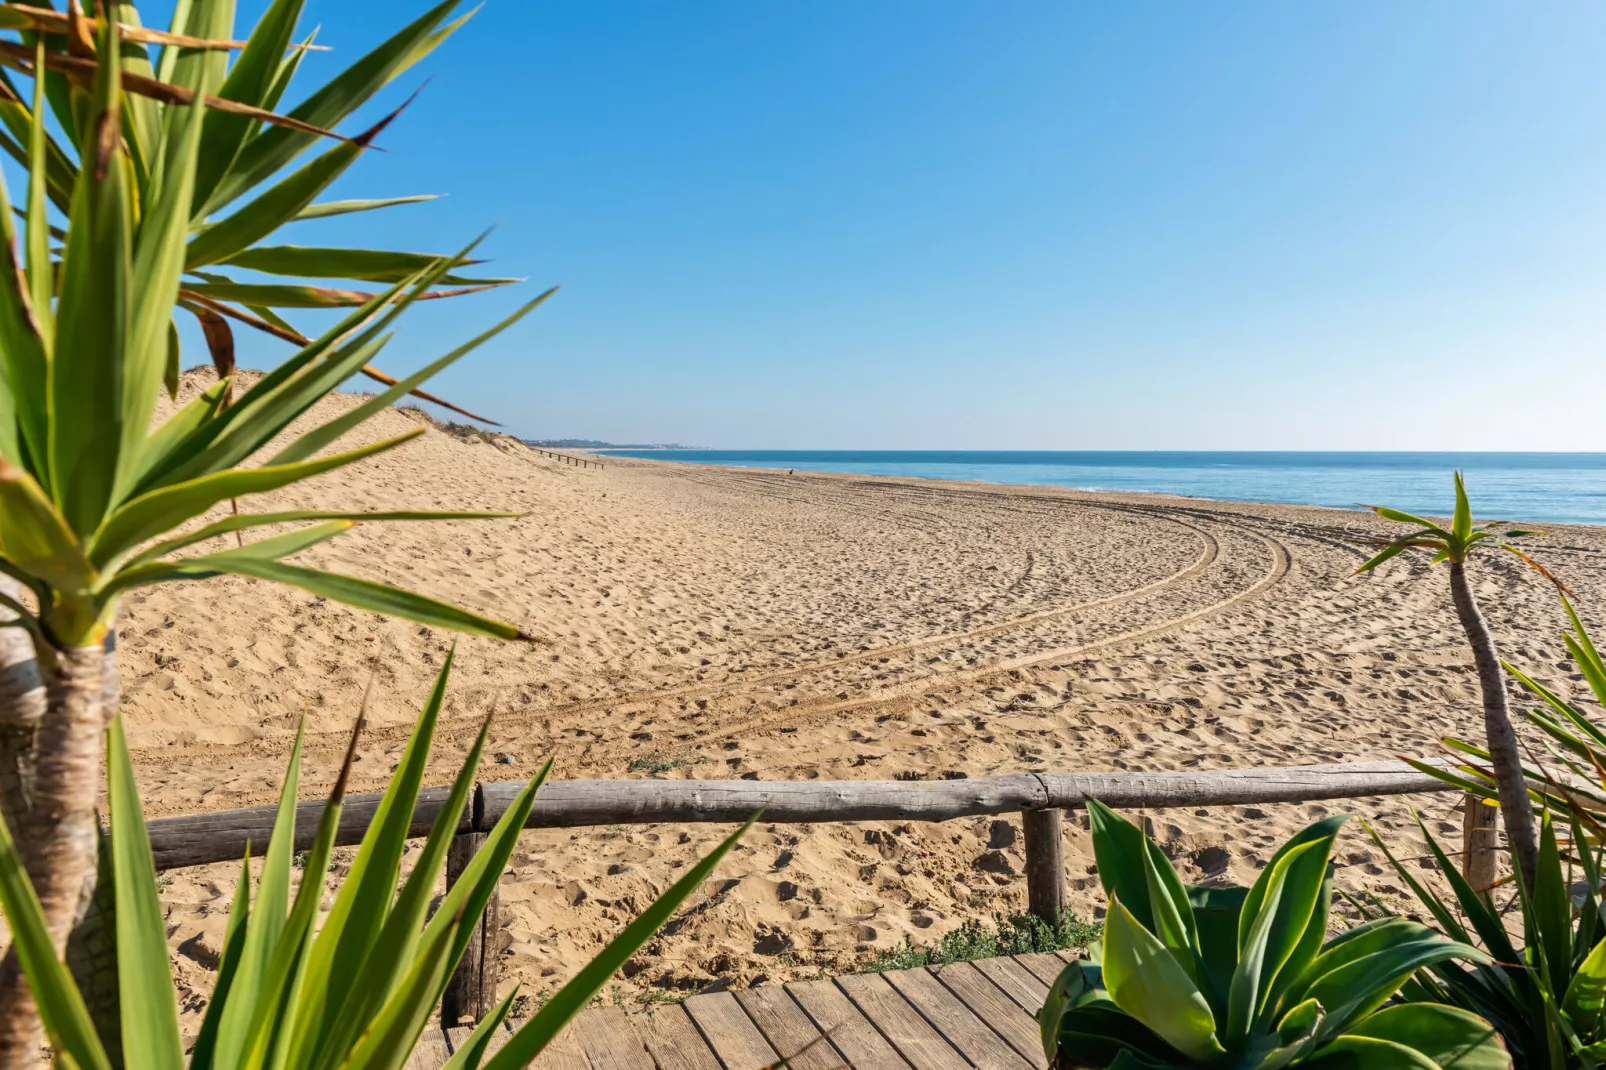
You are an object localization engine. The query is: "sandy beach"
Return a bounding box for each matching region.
[128,371,1606,1019]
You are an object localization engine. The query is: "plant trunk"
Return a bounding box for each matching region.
[67,634,120,1066]
[0,575,44,835]
[0,579,45,1070]
[1448,560,1538,891]
[0,643,107,1070]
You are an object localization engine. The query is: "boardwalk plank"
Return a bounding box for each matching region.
[485,1017,516,1060]
[881,967,1033,1070]
[404,1029,452,1070]
[973,957,1050,1015]
[734,987,841,1070]
[633,1004,724,1070]
[834,973,969,1070]
[785,979,912,1070]
[571,1006,656,1070]
[1012,953,1072,989]
[928,962,1046,1067]
[685,991,780,1069]
[526,1022,591,1070]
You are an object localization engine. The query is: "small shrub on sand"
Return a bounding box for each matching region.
[861,910,1101,973]
[628,753,694,775]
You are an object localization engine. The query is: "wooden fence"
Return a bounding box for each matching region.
[526,447,603,469]
[143,759,1485,1024]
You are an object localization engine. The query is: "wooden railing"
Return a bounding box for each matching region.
[143,759,1482,1024]
[526,447,603,469]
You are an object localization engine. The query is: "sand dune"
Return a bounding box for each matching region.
[131,370,1606,1020]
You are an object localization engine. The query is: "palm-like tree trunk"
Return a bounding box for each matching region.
[67,634,121,1066]
[0,639,109,1070]
[1448,561,1539,890]
[0,578,45,1070]
[26,644,106,943]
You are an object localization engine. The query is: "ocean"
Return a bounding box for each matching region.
[594,450,1606,526]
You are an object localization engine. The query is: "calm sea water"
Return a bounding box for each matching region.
[595,450,1606,525]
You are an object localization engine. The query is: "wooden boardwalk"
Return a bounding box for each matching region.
[413,951,1077,1070]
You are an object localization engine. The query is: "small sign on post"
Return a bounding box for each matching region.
[1461,793,1499,901]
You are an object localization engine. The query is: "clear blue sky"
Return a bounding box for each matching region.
[202,2,1606,448]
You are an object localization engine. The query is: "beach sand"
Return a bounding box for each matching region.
[125,370,1606,1021]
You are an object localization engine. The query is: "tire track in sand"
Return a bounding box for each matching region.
[482,497,1223,729]
[689,525,1292,742]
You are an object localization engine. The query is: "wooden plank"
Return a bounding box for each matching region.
[525,1022,591,1070]
[444,1018,518,1058]
[1011,953,1072,989]
[927,962,1046,1067]
[834,973,969,1070]
[785,979,912,1070]
[483,1017,515,1060]
[482,776,1047,830]
[734,986,840,1070]
[1035,760,1451,811]
[881,967,1033,1070]
[632,1003,724,1070]
[684,991,780,1069]
[403,1029,452,1070]
[972,957,1050,1015]
[149,760,1455,872]
[149,785,466,871]
[569,1006,656,1070]
[478,760,1453,832]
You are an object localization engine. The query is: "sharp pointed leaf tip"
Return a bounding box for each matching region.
[354,84,428,149]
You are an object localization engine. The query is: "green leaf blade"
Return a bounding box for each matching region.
[1100,896,1224,1063]
[50,13,133,536]
[106,718,185,1070]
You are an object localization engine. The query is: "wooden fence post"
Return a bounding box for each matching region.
[441,832,501,1025]
[1023,808,1067,923]
[1461,793,1498,900]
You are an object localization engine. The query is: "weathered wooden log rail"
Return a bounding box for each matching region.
[142,759,1490,1025]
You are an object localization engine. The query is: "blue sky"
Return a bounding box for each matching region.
[191,2,1606,448]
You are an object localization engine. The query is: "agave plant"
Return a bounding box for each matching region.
[0,653,750,1070]
[1037,798,1508,1069]
[0,0,553,1059]
[1364,802,1606,1070]
[1357,473,1543,888]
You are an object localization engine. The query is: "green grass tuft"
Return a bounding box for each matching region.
[628,753,693,775]
[860,910,1101,973]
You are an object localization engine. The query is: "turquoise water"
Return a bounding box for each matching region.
[595,450,1606,525]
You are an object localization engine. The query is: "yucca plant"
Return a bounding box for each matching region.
[0,653,751,1070]
[0,0,555,1059]
[1364,803,1606,1069]
[1408,567,1606,843]
[0,0,512,419]
[1385,569,1606,1067]
[1037,798,1508,1069]
[1357,472,1543,888]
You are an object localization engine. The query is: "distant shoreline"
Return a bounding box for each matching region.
[595,448,1606,525]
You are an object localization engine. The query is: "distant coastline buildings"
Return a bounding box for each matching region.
[522,439,702,450]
